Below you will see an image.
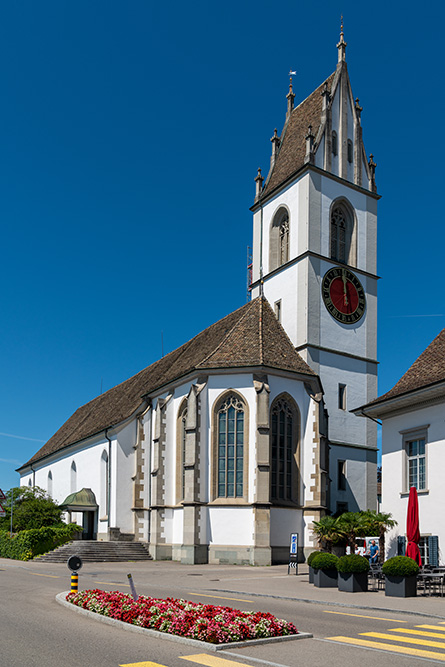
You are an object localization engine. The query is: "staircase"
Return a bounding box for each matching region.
[34,540,152,563]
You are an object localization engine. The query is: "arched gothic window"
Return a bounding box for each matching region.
[70,461,77,493]
[214,393,247,498]
[47,470,53,497]
[332,130,338,156]
[330,202,355,265]
[270,395,300,503]
[269,208,289,272]
[100,450,109,517]
[176,399,188,502]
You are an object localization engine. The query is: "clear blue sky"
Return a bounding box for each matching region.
[1,1,444,492]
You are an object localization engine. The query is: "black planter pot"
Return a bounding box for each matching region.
[314,568,338,588]
[338,571,368,593]
[309,566,314,584]
[384,575,417,597]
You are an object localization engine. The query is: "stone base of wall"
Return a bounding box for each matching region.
[208,545,270,566]
[272,545,304,564]
[180,544,209,565]
[149,543,172,560]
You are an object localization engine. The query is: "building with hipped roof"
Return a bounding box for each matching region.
[354,329,445,565]
[18,25,379,564]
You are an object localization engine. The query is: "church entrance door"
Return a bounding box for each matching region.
[82,511,95,540]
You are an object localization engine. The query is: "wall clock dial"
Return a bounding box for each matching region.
[322,267,366,324]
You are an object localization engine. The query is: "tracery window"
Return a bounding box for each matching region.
[330,201,355,265]
[269,207,290,272]
[217,394,245,498]
[180,405,187,500]
[270,396,300,503]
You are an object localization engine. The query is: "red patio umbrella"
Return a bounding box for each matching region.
[405,486,422,566]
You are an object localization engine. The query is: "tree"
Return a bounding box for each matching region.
[0,486,63,532]
[362,510,397,563]
[336,512,369,552]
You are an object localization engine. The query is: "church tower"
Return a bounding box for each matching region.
[250,24,378,513]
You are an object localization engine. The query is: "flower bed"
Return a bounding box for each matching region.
[66,589,298,644]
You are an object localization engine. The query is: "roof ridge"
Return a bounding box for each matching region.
[197,298,258,368]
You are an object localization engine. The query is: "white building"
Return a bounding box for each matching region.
[354,328,445,565]
[18,28,379,564]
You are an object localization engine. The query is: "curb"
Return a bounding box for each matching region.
[211,588,445,621]
[55,592,312,651]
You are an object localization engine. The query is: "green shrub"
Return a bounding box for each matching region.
[307,551,323,567]
[336,554,369,574]
[310,552,339,571]
[0,523,81,561]
[382,556,420,577]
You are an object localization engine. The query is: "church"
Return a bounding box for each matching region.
[18,27,379,565]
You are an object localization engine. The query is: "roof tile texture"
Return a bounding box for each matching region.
[22,297,315,467]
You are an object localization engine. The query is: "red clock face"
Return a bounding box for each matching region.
[322,267,366,324]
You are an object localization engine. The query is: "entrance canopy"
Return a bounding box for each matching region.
[59,488,98,512]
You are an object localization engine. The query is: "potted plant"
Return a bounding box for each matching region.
[382,556,419,597]
[336,554,369,592]
[307,551,322,584]
[311,552,339,588]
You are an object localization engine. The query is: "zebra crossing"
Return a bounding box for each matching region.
[327,620,445,661]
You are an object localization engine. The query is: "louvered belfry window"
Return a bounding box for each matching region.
[279,216,289,265]
[271,398,294,500]
[217,394,244,497]
[331,206,347,263]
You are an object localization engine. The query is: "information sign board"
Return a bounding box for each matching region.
[288,532,298,574]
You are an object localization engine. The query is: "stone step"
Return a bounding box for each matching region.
[34,540,152,563]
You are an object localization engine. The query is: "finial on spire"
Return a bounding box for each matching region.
[337,15,347,63]
[368,154,377,193]
[286,72,295,121]
[254,167,264,202]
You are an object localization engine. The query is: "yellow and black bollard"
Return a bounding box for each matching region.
[71,572,78,592]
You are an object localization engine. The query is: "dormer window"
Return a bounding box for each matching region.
[332,131,338,156]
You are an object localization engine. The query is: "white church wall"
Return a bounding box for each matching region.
[113,421,137,535]
[207,506,254,546]
[382,402,445,560]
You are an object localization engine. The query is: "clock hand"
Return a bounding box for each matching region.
[342,269,348,306]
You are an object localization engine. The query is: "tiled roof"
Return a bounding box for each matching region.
[262,71,336,198]
[20,297,317,468]
[368,327,445,407]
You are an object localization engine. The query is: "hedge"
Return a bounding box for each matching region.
[307,551,323,567]
[0,523,81,561]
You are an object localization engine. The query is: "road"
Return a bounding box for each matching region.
[2,558,445,666]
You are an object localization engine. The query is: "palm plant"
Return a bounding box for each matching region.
[335,512,369,552]
[362,510,397,563]
[312,515,344,552]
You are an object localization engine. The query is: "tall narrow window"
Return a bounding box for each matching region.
[100,450,109,517]
[338,460,346,490]
[407,438,426,490]
[70,461,77,493]
[180,406,187,500]
[338,384,347,410]
[347,139,353,163]
[330,201,355,265]
[217,394,245,498]
[274,299,282,322]
[269,207,290,272]
[332,131,338,156]
[47,470,53,497]
[270,395,300,503]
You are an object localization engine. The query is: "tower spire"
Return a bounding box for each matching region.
[337,15,347,63]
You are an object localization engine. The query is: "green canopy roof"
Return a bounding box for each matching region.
[60,487,98,511]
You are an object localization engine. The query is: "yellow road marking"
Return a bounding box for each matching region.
[120,662,168,667]
[323,610,407,623]
[417,624,445,632]
[361,631,445,649]
[388,627,445,639]
[328,636,445,660]
[181,655,256,667]
[189,593,253,604]
[95,581,131,587]
[29,572,59,578]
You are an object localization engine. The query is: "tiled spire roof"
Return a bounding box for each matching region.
[261,71,336,198]
[20,297,317,468]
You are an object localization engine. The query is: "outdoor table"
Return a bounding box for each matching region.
[417,571,444,596]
